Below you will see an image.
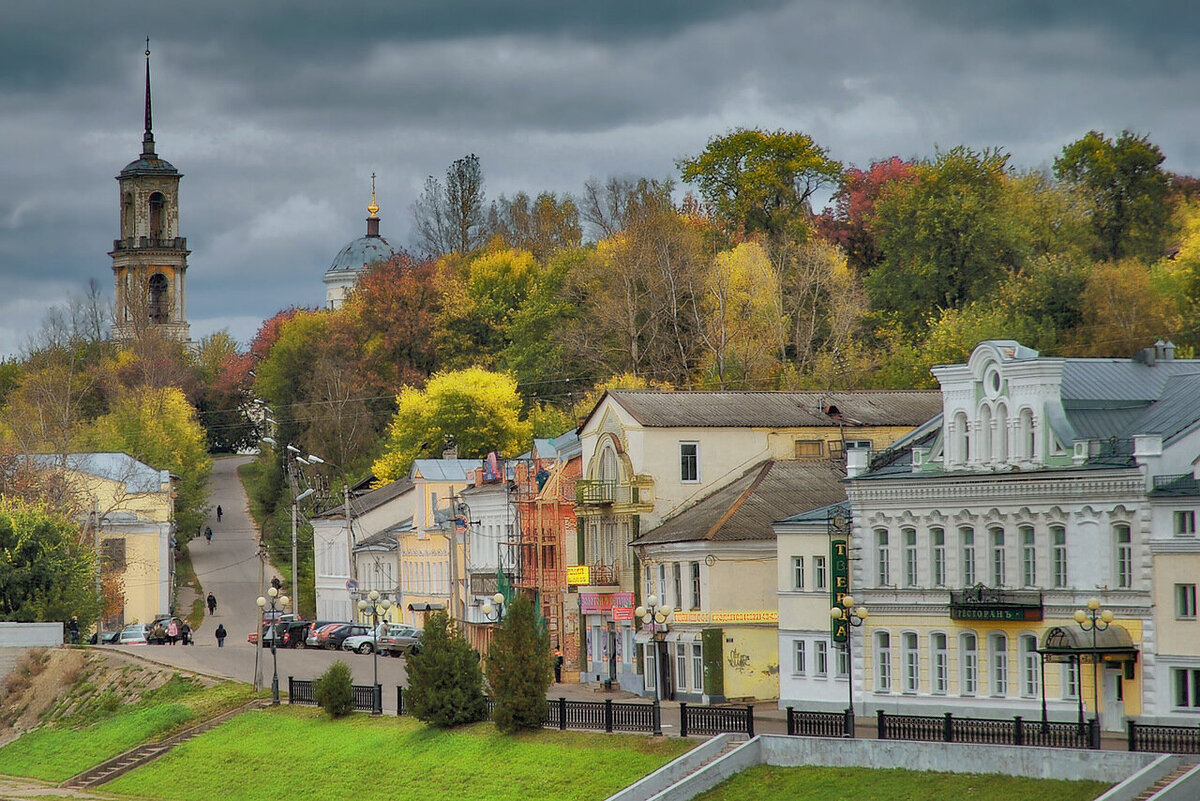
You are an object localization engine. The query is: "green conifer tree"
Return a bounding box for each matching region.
[405,611,486,727]
[487,593,553,733]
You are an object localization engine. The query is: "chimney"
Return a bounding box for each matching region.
[1160,340,1177,361]
[442,444,459,460]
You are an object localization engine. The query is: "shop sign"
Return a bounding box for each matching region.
[710,610,778,624]
[567,565,590,585]
[672,611,709,624]
[950,606,1043,621]
[830,536,849,642]
[581,591,634,614]
[612,606,634,621]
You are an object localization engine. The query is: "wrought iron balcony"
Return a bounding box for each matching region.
[576,479,615,505]
[586,562,620,586]
[111,236,188,251]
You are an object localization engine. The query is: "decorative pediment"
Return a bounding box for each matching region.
[927,510,948,526]
[895,510,919,527]
[1107,505,1135,524]
[866,511,891,527]
[1012,507,1036,525]
[1077,505,1100,522]
[1043,506,1068,525]
[980,508,1007,526]
[952,509,977,525]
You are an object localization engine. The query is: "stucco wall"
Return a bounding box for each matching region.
[723,626,779,700]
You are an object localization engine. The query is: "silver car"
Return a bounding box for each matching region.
[118,623,150,645]
[378,624,422,657]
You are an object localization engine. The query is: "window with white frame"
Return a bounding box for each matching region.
[837,645,849,677]
[903,528,918,586]
[990,633,1008,696]
[690,562,701,610]
[990,527,1006,586]
[1177,584,1197,619]
[1019,408,1035,460]
[1052,526,1067,588]
[1115,524,1132,588]
[931,528,946,587]
[1020,634,1039,698]
[1021,526,1036,586]
[876,631,892,692]
[932,633,948,694]
[961,527,976,586]
[692,643,703,690]
[792,556,805,590]
[673,563,682,606]
[676,643,688,690]
[903,632,919,693]
[815,640,828,676]
[1063,660,1079,700]
[1173,668,1200,708]
[679,442,699,482]
[876,529,890,585]
[1175,510,1196,537]
[960,632,978,696]
[814,556,827,591]
[657,564,666,602]
[644,644,656,690]
[793,640,806,674]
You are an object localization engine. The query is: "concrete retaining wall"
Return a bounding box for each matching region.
[605,734,737,801]
[0,622,63,647]
[645,739,760,801]
[1093,755,1181,801]
[1145,762,1200,801]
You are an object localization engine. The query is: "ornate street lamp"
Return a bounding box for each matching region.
[635,594,670,737]
[830,594,869,719]
[1074,597,1114,727]
[357,589,392,715]
[257,587,289,705]
[480,592,506,622]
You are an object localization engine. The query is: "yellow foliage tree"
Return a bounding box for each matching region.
[697,241,783,389]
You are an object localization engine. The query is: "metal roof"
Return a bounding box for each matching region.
[411,459,483,482]
[24,453,168,495]
[314,476,414,520]
[594,390,942,430]
[326,234,398,274]
[1059,359,1200,403]
[631,460,847,545]
[776,500,850,526]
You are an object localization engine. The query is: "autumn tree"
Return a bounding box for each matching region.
[0,496,100,624]
[1070,258,1182,356]
[678,128,843,239]
[1054,130,1170,263]
[372,368,532,483]
[580,176,674,240]
[344,253,440,391]
[1,344,109,455]
[193,332,256,452]
[695,242,783,389]
[817,157,918,274]
[486,191,582,261]
[413,154,488,256]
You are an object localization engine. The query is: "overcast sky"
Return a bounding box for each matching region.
[2,1,1199,357]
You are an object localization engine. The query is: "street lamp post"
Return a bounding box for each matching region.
[480,592,506,622]
[1074,597,1114,728]
[357,589,392,715]
[257,587,290,705]
[830,594,869,719]
[635,594,670,737]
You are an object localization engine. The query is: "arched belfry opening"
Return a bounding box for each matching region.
[148,192,165,241]
[122,192,134,237]
[148,273,169,323]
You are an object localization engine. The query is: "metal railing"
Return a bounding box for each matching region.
[786,707,853,738]
[1128,721,1200,753]
[288,677,380,713]
[576,480,616,505]
[679,702,754,738]
[875,710,1098,749]
[111,236,188,251]
[398,688,661,734]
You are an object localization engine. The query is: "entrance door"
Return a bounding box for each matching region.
[1101,666,1125,731]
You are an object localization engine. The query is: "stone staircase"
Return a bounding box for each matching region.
[60,699,265,789]
[1132,762,1199,800]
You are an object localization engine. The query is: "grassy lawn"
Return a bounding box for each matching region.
[0,679,255,783]
[106,706,694,801]
[694,764,1111,801]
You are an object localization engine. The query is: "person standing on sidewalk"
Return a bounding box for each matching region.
[216,505,222,522]
[554,647,564,683]
[215,624,227,647]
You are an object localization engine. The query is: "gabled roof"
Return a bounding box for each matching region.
[315,476,413,520]
[24,453,169,495]
[631,460,847,546]
[584,390,941,431]
[776,500,850,526]
[411,459,483,482]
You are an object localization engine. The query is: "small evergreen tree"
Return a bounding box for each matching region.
[405,612,486,727]
[314,660,354,718]
[487,593,553,733]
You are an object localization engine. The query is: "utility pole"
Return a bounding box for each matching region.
[286,455,300,616]
[447,487,459,620]
[254,544,265,692]
[92,499,101,630]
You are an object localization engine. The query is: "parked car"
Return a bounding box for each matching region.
[316,623,370,651]
[117,623,151,645]
[260,614,299,647]
[91,629,121,645]
[148,616,184,644]
[378,624,422,657]
[341,622,391,655]
[280,619,312,648]
[305,621,344,648]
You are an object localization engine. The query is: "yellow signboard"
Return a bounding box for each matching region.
[567,565,591,585]
[710,610,778,624]
[672,611,710,624]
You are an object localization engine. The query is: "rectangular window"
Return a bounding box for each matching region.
[961,528,976,587]
[793,640,806,674]
[657,564,666,602]
[815,640,828,676]
[676,643,688,691]
[1063,660,1079,700]
[690,562,701,610]
[876,632,892,692]
[991,528,1006,586]
[679,443,698,482]
[1116,524,1132,588]
[932,634,948,695]
[931,528,946,587]
[903,529,918,586]
[814,556,827,591]
[903,633,919,693]
[792,556,805,590]
[1177,584,1197,619]
[1175,510,1196,537]
[1020,526,1036,586]
[1021,635,1039,698]
[991,635,1008,696]
[673,563,682,607]
[961,634,978,696]
[836,645,849,677]
[644,644,656,691]
[692,643,703,690]
[877,530,890,586]
[1173,668,1200,708]
[1052,526,1067,588]
[794,440,823,459]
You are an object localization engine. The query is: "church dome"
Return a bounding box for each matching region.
[326,233,398,275]
[119,155,179,177]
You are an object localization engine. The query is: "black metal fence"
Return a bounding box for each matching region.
[1128,721,1200,753]
[288,677,379,713]
[786,707,853,738]
[679,702,755,738]
[874,710,1099,750]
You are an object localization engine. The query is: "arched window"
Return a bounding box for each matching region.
[148,273,169,323]
[148,192,165,240]
[960,632,978,696]
[1019,408,1035,461]
[122,192,134,237]
[977,405,992,465]
[875,631,892,692]
[931,633,948,694]
[990,633,1008,696]
[994,402,1009,463]
[599,446,618,483]
[952,412,970,466]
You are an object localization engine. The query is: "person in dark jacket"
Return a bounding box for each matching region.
[68,616,80,644]
[180,621,192,645]
[215,624,227,647]
[207,593,217,615]
[216,504,223,522]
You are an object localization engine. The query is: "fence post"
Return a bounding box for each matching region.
[287,676,293,705]
[559,697,567,731]
[679,702,688,738]
[1089,717,1100,750]
[845,708,855,739]
[746,705,755,739]
[373,684,382,716]
[605,698,613,733]
[786,707,794,737]
[1126,720,1136,752]
[877,709,886,739]
[397,687,403,716]
[943,712,953,743]
[1014,716,1023,747]
[652,700,662,737]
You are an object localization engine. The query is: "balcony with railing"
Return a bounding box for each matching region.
[575,477,654,510]
[576,479,615,506]
[585,562,621,587]
[111,236,189,252]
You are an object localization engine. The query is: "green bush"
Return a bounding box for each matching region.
[487,594,553,733]
[314,661,354,718]
[406,612,486,727]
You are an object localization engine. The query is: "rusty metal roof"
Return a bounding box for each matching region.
[596,390,941,430]
[631,460,847,545]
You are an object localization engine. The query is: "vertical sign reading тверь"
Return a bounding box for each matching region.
[829,506,851,643]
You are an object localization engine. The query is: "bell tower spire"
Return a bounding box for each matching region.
[142,38,155,157]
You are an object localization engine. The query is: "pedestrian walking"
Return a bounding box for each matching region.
[215,623,227,647]
[554,647,564,683]
[204,526,212,542]
[180,621,192,645]
[207,593,217,615]
[167,618,179,645]
[216,505,222,522]
[152,621,166,645]
[68,616,80,645]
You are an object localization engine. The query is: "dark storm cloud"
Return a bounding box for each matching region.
[2,0,1199,356]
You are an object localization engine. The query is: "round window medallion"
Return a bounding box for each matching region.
[985,366,1001,397]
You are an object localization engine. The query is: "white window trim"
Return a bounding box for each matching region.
[679,441,700,483]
